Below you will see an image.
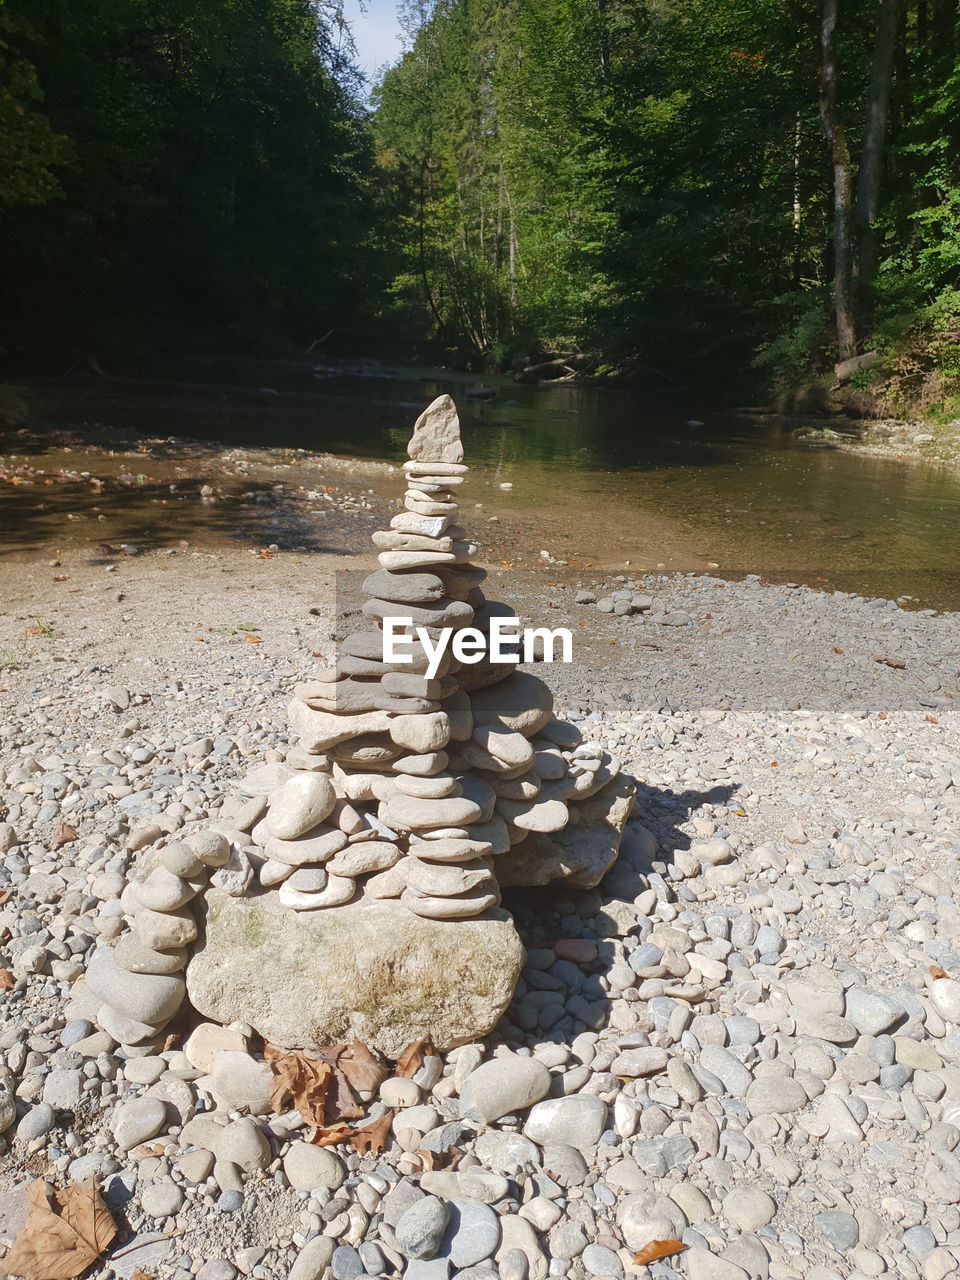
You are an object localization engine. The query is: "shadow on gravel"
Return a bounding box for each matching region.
[631,780,741,865]
[498,778,738,1047]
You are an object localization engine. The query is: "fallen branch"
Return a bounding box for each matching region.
[833,350,879,386]
[304,330,334,354]
[514,358,579,383]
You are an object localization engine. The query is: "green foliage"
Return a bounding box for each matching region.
[0,0,381,362]
[864,289,960,418]
[373,0,615,364]
[0,9,65,207]
[753,293,834,385]
[1,0,958,414]
[374,0,960,409]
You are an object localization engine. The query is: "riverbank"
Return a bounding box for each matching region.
[789,415,960,472]
[0,397,710,575]
[844,418,960,469]
[5,373,960,612]
[1,549,959,1280]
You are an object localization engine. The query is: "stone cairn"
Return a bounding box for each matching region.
[84,395,634,1056]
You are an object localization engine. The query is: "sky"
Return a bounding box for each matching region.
[343,0,406,83]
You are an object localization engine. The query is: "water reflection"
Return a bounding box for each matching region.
[19,365,960,606]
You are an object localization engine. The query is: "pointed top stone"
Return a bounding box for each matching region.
[408,394,463,464]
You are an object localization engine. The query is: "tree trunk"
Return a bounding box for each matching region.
[792,112,803,284]
[933,0,957,58]
[418,159,444,338]
[819,0,857,361]
[853,0,903,324]
[508,208,517,306]
[500,161,517,307]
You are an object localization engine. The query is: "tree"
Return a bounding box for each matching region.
[0,0,381,363]
[853,0,903,323]
[819,0,858,360]
[0,9,64,209]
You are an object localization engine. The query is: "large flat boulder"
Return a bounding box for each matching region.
[186,889,524,1057]
[496,773,635,889]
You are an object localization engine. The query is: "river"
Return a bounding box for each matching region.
[12,363,960,609]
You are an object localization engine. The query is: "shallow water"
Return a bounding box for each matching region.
[217,365,960,608]
[17,364,960,608]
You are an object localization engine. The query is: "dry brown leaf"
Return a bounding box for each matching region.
[873,654,906,669]
[396,1035,435,1079]
[129,1271,155,1280]
[269,1043,388,1124]
[416,1145,464,1171]
[833,646,844,654]
[243,634,262,644]
[268,1051,333,1127]
[327,1069,364,1120]
[309,1123,356,1148]
[931,965,949,980]
[53,822,78,849]
[2,1178,117,1280]
[0,969,14,990]
[315,1045,365,1120]
[347,1110,394,1156]
[338,1040,388,1095]
[633,1239,688,1266]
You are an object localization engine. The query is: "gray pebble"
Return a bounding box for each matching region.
[331,1245,365,1280]
[141,1182,184,1218]
[499,1248,530,1280]
[439,1197,501,1268]
[16,1103,55,1142]
[845,988,903,1036]
[290,1238,336,1280]
[43,1069,82,1110]
[396,1195,449,1261]
[60,1019,94,1047]
[197,1262,237,1280]
[405,1261,451,1280]
[813,1211,859,1252]
[582,1244,624,1277]
[902,1225,937,1259]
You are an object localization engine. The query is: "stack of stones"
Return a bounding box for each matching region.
[84,829,232,1045]
[234,393,620,920]
[84,395,633,1055]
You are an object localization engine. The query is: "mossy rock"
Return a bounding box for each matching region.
[186,888,524,1057]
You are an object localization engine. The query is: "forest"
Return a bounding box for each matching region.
[1,0,958,413]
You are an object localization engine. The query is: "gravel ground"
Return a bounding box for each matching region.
[1,541,959,1280]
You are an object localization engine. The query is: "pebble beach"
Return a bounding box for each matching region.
[1,478,960,1280]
